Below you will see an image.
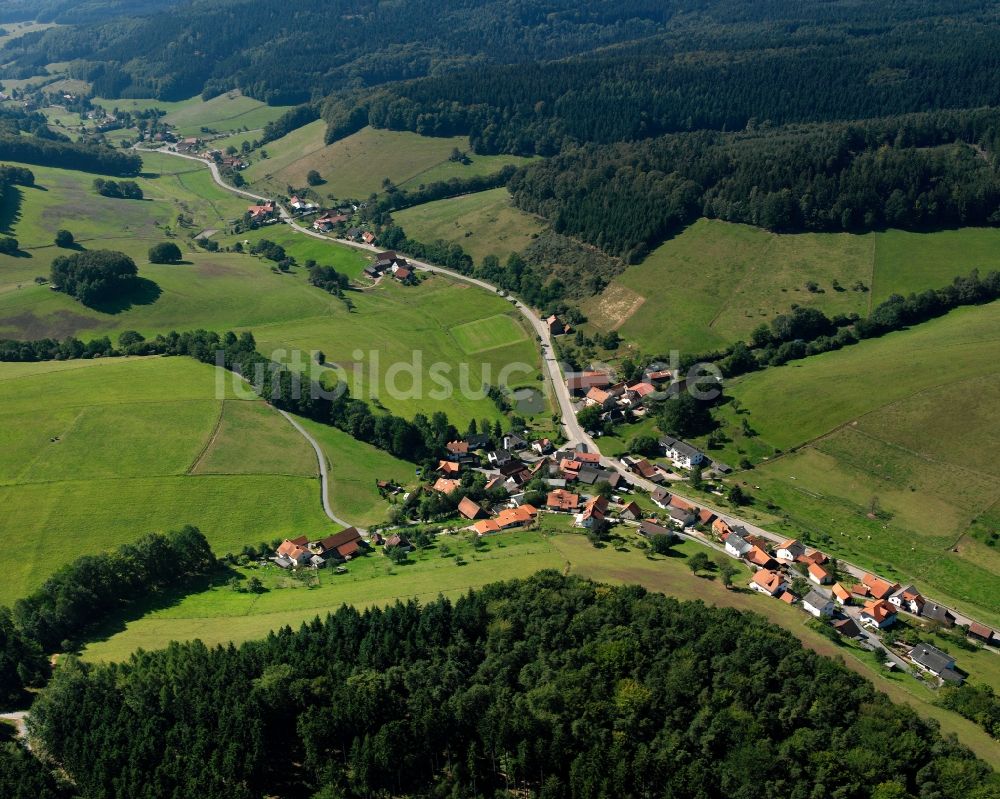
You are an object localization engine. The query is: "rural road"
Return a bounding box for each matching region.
[145,146,996,636]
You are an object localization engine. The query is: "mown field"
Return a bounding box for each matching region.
[91,92,292,137]
[80,525,1000,767]
[695,302,1000,626]
[243,123,532,200]
[393,187,544,263]
[583,218,1000,356]
[0,155,548,426]
[0,356,338,605]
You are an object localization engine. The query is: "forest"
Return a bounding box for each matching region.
[508,109,1000,259]
[17,573,1000,799]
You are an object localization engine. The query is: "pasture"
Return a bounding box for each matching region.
[450,312,529,354]
[393,187,544,263]
[91,92,292,137]
[583,218,1000,357]
[243,123,532,200]
[699,302,1000,625]
[0,356,336,605]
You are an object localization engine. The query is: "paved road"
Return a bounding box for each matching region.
[275,409,357,531]
[145,146,997,636]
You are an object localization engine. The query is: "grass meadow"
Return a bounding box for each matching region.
[91,92,292,137]
[583,218,1000,357]
[243,123,532,200]
[0,356,341,605]
[393,187,544,263]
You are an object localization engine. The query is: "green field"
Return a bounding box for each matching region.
[0,156,547,425]
[92,92,292,137]
[450,312,529,354]
[583,218,1000,356]
[0,356,340,605]
[696,302,1000,626]
[393,187,544,263]
[243,123,533,200]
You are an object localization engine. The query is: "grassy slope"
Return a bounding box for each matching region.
[0,357,335,605]
[583,219,1000,357]
[244,123,532,200]
[81,527,1000,768]
[0,157,548,426]
[91,92,292,137]
[393,187,544,263]
[700,303,1000,625]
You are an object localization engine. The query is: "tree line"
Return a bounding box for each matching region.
[508,109,1000,260]
[0,526,217,707]
[22,573,1000,799]
[0,133,141,176]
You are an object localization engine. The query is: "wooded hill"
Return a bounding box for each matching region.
[22,573,1000,799]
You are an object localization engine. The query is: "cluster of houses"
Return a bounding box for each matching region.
[272,525,413,569]
[364,250,414,282]
[246,201,278,224]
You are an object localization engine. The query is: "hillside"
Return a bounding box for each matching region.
[0,356,333,605]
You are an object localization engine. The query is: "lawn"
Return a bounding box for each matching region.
[0,356,337,605]
[393,187,544,263]
[583,218,1000,357]
[450,312,529,354]
[695,302,1000,625]
[79,526,1000,767]
[244,123,532,201]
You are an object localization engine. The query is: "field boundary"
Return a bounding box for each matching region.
[186,399,227,474]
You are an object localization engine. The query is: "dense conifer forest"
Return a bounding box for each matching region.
[16,574,1000,799]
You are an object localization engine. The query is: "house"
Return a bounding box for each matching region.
[585,387,615,409]
[484,476,506,495]
[446,440,469,456]
[361,231,376,244]
[776,538,805,561]
[712,517,734,538]
[576,467,622,489]
[724,528,753,558]
[629,458,662,483]
[909,643,963,684]
[626,382,657,401]
[465,433,491,450]
[275,535,311,566]
[639,520,673,539]
[577,495,609,528]
[247,201,276,223]
[566,371,613,393]
[860,599,897,629]
[831,583,851,605]
[437,459,461,476]
[808,563,833,585]
[384,534,412,552]
[862,573,900,600]
[696,508,716,526]
[576,450,601,465]
[312,211,348,230]
[392,265,413,282]
[668,506,695,529]
[546,489,580,512]
[802,590,835,618]
[889,585,925,615]
[458,496,487,520]
[923,602,957,627]
[651,487,671,509]
[432,477,461,495]
[646,369,673,384]
[560,457,582,478]
[967,622,996,645]
[546,315,565,335]
[503,432,528,451]
[311,527,364,561]
[780,592,796,605]
[619,501,642,521]
[532,438,553,455]
[746,546,778,569]
[494,504,538,530]
[659,436,705,469]
[799,550,829,566]
[750,569,788,597]
[473,519,502,535]
[488,449,514,466]
[289,195,319,212]
[832,617,862,638]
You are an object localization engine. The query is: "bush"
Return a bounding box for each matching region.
[306,169,323,186]
[148,242,183,264]
[54,229,74,248]
[0,236,18,255]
